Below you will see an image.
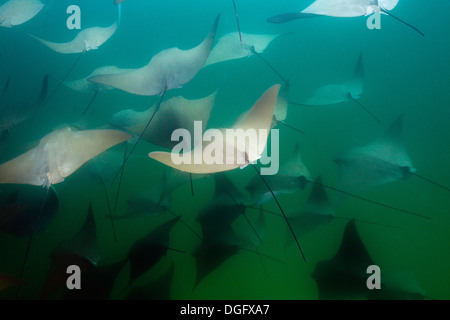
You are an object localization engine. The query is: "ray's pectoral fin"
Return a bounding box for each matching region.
[267,12,318,24]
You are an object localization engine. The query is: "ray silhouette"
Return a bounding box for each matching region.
[291,52,381,123]
[38,203,99,299]
[334,115,449,195]
[106,187,170,220]
[125,262,174,300]
[0,185,58,236]
[311,219,376,299]
[312,219,427,299]
[126,216,181,288]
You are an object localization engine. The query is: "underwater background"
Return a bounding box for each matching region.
[0,0,449,299]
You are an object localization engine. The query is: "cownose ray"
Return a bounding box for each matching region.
[0,127,130,295]
[89,14,220,192]
[0,0,44,28]
[38,203,99,299]
[267,0,424,36]
[193,214,282,289]
[63,66,133,115]
[246,139,311,205]
[244,135,430,219]
[285,176,336,244]
[0,74,49,137]
[311,219,376,299]
[31,21,118,54]
[291,52,381,123]
[0,184,58,236]
[149,85,280,174]
[0,127,131,187]
[89,15,220,96]
[312,219,427,300]
[204,31,290,86]
[283,175,400,248]
[126,262,174,300]
[30,21,118,104]
[126,216,181,289]
[149,85,307,262]
[196,173,270,245]
[109,91,217,149]
[106,186,170,220]
[204,32,281,67]
[334,115,450,195]
[270,82,304,134]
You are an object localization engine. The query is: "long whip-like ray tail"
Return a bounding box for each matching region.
[380,7,424,37]
[44,50,86,105]
[111,88,167,187]
[15,182,53,298]
[242,212,263,245]
[277,120,305,134]
[166,208,202,241]
[348,93,381,124]
[239,247,285,264]
[189,173,195,197]
[410,172,450,193]
[114,142,128,211]
[82,88,99,116]
[99,175,117,242]
[251,164,306,262]
[231,0,243,46]
[310,179,431,220]
[250,47,290,87]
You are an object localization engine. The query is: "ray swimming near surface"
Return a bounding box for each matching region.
[267,0,424,36]
[0,0,44,28]
[31,20,118,105]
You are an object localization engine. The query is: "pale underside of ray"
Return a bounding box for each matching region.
[109,91,217,149]
[0,0,43,28]
[334,117,414,192]
[278,141,311,178]
[273,82,289,122]
[64,66,133,93]
[0,127,131,187]
[204,32,280,67]
[89,15,220,96]
[149,84,280,174]
[301,0,379,17]
[30,22,117,54]
[302,80,362,106]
